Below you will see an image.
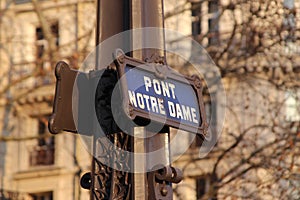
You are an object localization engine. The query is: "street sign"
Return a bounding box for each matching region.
[49,54,208,137]
[49,61,118,135]
[48,61,94,135]
[115,53,208,137]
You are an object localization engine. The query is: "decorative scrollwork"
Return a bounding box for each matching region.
[148,165,183,200]
[92,133,133,200]
[144,52,165,65]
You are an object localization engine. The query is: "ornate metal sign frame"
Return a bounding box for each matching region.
[114,51,208,137]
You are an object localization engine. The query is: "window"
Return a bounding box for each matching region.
[285,91,300,122]
[15,0,47,4]
[29,117,55,166]
[196,176,217,200]
[36,22,59,84]
[29,191,53,200]
[283,0,296,41]
[196,177,206,199]
[196,176,213,200]
[190,2,203,60]
[191,0,219,46]
[0,190,20,200]
[208,0,219,45]
[284,0,294,9]
[191,2,202,38]
[36,23,59,61]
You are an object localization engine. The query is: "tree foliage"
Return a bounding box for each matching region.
[166,0,300,199]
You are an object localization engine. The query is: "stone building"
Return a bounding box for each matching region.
[164,0,300,199]
[0,0,95,199]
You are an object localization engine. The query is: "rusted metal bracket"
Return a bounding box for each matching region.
[148,166,183,200]
[144,53,168,80]
[48,61,79,134]
[49,61,120,136]
[144,53,165,65]
[48,61,94,135]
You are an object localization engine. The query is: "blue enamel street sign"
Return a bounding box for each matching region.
[125,66,200,126]
[116,55,207,136]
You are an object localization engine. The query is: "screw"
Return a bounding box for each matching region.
[161,187,168,196]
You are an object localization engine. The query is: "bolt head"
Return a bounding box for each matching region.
[160,187,168,196]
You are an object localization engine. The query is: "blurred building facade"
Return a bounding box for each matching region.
[0,0,300,200]
[0,0,95,199]
[164,0,300,199]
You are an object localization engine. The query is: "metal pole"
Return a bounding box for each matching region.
[92,1,133,200]
[95,0,128,70]
[141,0,165,60]
[133,1,173,199]
[92,0,174,199]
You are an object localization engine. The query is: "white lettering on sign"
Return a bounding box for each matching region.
[182,105,191,122]
[128,76,199,125]
[161,81,170,97]
[168,101,176,117]
[143,76,176,99]
[150,96,158,113]
[176,103,183,119]
[158,98,166,115]
[153,79,162,95]
[137,93,145,109]
[128,90,167,115]
[191,108,198,124]
[169,83,176,99]
[167,101,198,123]
[144,76,152,92]
[128,90,137,107]
[143,94,150,111]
